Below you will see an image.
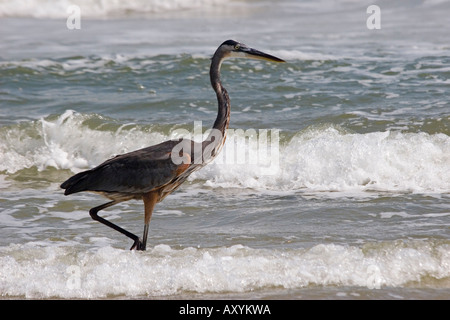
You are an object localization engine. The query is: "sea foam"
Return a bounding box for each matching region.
[0,0,230,18]
[1,110,449,193]
[0,240,448,298]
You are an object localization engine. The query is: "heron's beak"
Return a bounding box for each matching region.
[241,47,285,63]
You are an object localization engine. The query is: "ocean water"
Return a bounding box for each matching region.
[0,0,449,299]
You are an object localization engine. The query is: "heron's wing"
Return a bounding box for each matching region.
[61,139,192,195]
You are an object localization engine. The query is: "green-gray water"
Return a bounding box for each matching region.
[0,0,449,299]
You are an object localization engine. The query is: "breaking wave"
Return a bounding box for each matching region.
[1,110,449,193]
[0,240,448,298]
[0,0,232,18]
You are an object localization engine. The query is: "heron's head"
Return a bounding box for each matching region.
[217,40,285,63]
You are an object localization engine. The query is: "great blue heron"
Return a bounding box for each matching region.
[60,40,285,250]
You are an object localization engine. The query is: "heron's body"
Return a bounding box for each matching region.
[62,139,201,202]
[61,40,284,250]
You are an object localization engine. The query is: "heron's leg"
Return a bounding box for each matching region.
[89,201,141,250]
[140,192,158,251]
[141,224,150,250]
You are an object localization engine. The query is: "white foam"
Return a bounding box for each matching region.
[270,49,338,61]
[195,125,450,193]
[0,54,155,75]
[1,112,449,193]
[0,240,448,298]
[0,110,167,173]
[0,0,230,18]
[380,211,450,219]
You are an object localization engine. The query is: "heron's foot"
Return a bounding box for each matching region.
[130,238,146,251]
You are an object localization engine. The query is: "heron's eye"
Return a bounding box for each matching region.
[234,44,240,50]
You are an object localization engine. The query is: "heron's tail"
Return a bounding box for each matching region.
[60,170,91,195]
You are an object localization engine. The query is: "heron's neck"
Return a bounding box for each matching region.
[201,55,230,162]
[210,56,230,135]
